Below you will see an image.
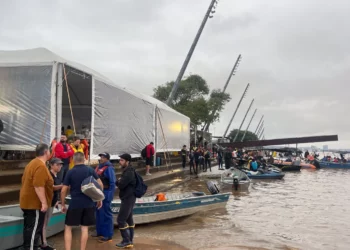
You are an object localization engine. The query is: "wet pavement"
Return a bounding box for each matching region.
[50,167,350,250]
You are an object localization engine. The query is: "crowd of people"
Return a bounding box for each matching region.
[19,139,138,250]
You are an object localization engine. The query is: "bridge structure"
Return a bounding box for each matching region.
[217,135,338,148]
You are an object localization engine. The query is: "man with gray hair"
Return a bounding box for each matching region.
[61,152,103,250]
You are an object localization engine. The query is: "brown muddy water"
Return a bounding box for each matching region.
[51,169,350,250]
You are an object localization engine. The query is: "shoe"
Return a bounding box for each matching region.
[116,241,133,248]
[98,237,112,243]
[146,172,151,176]
[41,245,56,250]
[116,227,133,248]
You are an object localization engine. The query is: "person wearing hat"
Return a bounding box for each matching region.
[115,153,136,248]
[41,158,63,250]
[93,152,116,243]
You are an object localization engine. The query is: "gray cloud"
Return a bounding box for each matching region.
[0,0,349,148]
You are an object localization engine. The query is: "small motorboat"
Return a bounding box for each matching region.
[274,159,317,169]
[318,160,350,169]
[0,205,65,250]
[66,181,230,225]
[221,167,251,191]
[241,167,285,180]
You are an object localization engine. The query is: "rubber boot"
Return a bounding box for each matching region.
[129,226,135,245]
[116,228,132,248]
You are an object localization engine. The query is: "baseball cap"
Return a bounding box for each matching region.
[98,152,110,160]
[50,158,63,165]
[119,153,132,162]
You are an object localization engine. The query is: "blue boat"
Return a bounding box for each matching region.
[242,169,285,180]
[318,160,350,169]
[110,191,230,224]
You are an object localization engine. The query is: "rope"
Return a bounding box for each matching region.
[63,64,76,136]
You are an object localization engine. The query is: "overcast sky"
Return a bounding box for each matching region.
[1,0,349,148]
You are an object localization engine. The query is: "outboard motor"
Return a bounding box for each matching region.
[233,176,239,191]
[206,181,220,195]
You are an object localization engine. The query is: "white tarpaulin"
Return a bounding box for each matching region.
[0,66,53,150]
[0,48,190,158]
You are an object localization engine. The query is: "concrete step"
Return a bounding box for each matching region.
[0,163,188,205]
[0,159,183,186]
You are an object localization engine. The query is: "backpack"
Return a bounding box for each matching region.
[81,167,105,202]
[134,171,147,198]
[141,147,147,158]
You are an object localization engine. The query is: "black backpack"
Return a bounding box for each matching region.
[134,171,147,198]
[141,147,147,158]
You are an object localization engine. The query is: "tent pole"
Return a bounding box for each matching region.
[56,63,63,139]
[154,106,157,168]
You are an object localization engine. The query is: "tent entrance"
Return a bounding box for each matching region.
[61,65,92,142]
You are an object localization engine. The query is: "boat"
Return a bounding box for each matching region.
[241,168,285,180]
[273,159,317,169]
[0,205,65,250]
[318,160,350,169]
[220,167,251,191]
[66,182,230,225]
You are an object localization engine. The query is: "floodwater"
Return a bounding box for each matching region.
[51,168,350,250]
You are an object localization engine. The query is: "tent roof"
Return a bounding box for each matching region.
[0,47,188,119]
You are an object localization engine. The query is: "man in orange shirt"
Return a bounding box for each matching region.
[20,144,54,250]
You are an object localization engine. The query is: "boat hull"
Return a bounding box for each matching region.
[220,181,250,192]
[111,193,230,225]
[319,161,350,169]
[248,174,284,180]
[0,205,65,250]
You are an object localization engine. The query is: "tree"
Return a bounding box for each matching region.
[153,74,231,128]
[228,129,258,142]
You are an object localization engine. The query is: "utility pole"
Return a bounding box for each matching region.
[258,128,265,140]
[166,0,218,106]
[254,115,264,134]
[241,108,257,142]
[256,121,264,137]
[233,99,254,142]
[222,83,250,139]
[203,54,242,132]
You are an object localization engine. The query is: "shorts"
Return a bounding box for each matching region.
[65,207,95,226]
[145,157,153,166]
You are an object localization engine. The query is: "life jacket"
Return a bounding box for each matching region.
[48,139,57,160]
[155,193,167,201]
[95,165,110,189]
[81,139,89,159]
[69,144,85,169]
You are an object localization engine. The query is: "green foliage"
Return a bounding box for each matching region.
[228,129,258,142]
[153,74,231,127]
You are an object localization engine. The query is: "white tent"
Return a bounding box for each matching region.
[0,48,190,159]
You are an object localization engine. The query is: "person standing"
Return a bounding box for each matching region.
[61,152,103,250]
[93,152,116,243]
[41,158,64,250]
[193,148,200,175]
[189,149,195,175]
[145,142,155,176]
[55,134,74,182]
[204,149,211,172]
[181,145,187,169]
[217,149,224,170]
[115,154,136,248]
[20,144,53,250]
[69,136,85,169]
[224,147,233,169]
